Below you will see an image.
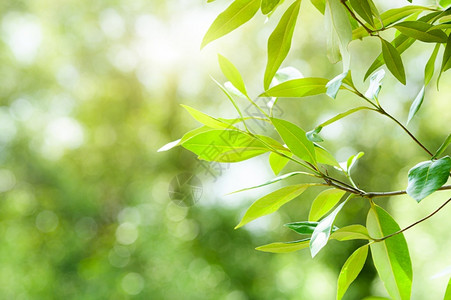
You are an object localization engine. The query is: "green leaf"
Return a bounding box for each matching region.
[235,184,313,229]
[218,54,249,98]
[330,224,370,241]
[285,221,339,235]
[310,0,325,14]
[350,0,374,27]
[439,34,451,81]
[365,69,385,99]
[380,38,406,85]
[211,77,247,123]
[406,156,451,202]
[321,107,373,129]
[158,126,214,152]
[394,21,448,43]
[306,127,323,142]
[261,0,281,14]
[310,197,349,257]
[326,71,348,99]
[269,152,291,175]
[182,129,271,162]
[444,277,451,300]
[433,134,451,159]
[367,204,412,300]
[229,171,316,194]
[406,86,425,125]
[261,77,329,97]
[337,245,369,300]
[347,152,364,173]
[309,188,346,221]
[424,43,440,85]
[256,238,310,253]
[271,118,316,164]
[181,105,233,129]
[201,0,261,48]
[264,0,301,90]
[273,66,303,84]
[315,145,341,167]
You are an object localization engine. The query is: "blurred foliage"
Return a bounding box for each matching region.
[0,0,450,299]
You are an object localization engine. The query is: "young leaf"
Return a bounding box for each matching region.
[264,0,301,89]
[406,156,451,202]
[347,152,365,173]
[261,0,281,15]
[269,152,291,175]
[306,127,323,142]
[285,221,339,235]
[310,197,350,257]
[326,71,348,99]
[308,188,346,221]
[380,38,406,85]
[406,86,425,125]
[256,238,310,253]
[181,105,233,129]
[367,204,412,300]
[182,129,270,162]
[365,69,385,99]
[350,0,374,27]
[330,224,370,241]
[394,21,448,43]
[424,43,440,85]
[235,184,312,229]
[337,245,369,300]
[444,277,451,300]
[315,145,341,167]
[218,54,249,98]
[271,118,317,164]
[261,77,329,97]
[433,134,451,159]
[319,107,373,129]
[201,0,261,48]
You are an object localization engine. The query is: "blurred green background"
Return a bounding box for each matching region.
[0,0,450,299]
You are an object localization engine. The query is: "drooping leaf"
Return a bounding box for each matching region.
[394,21,448,43]
[365,69,385,99]
[330,224,370,241]
[256,238,310,253]
[310,197,349,257]
[182,129,271,162]
[337,245,369,300]
[308,188,346,221]
[218,54,249,98]
[406,156,451,202]
[285,221,339,235]
[367,204,412,300]
[261,77,328,97]
[326,71,348,99]
[424,43,440,85]
[201,0,261,48]
[380,38,406,84]
[235,184,313,229]
[261,0,281,14]
[181,105,233,129]
[350,0,374,27]
[444,277,451,300]
[264,0,301,89]
[433,134,451,159]
[406,86,425,125]
[269,151,291,175]
[271,118,317,164]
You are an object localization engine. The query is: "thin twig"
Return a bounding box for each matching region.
[365,185,451,198]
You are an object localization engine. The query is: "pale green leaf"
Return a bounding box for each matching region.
[315,145,341,167]
[394,21,448,43]
[261,77,329,97]
[218,54,249,98]
[330,224,370,241]
[347,152,364,173]
[365,69,385,99]
[309,188,346,221]
[261,0,281,14]
[337,245,369,300]
[406,86,425,125]
[433,134,451,159]
[425,43,440,85]
[326,71,348,99]
[256,238,310,253]
[269,152,291,175]
[306,127,323,142]
[381,38,406,85]
[181,105,233,129]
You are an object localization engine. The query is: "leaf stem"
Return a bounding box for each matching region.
[341,0,377,36]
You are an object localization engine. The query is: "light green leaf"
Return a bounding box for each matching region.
[256,238,310,253]
[326,71,348,99]
[439,34,451,82]
[201,0,261,48]
[218,54,249,98]
[322,107,373,129]
[330,224,370,241]
[310,197,349,257]
[211,77,246,123]
[394,21,448,43]
[315,145,341,167]
[158,126,214,152]
[271,118,316,164]
[380,38,406,85]
[310,0,325,14]
[264,0,302,90]
[269,152,291,175]
[235,184,312,229]
[273,66,303,85]
[285,221,339,235]
[433,134,451,159]
[181,105,233,129]
[406,156,451,202]
[337,245,369,300]
[309,188,346,221]
[182,129,270,162]
[261,77,329,97]
[347,152,364,173]
[444,277,451,300]
[350,0,374,27]
[261,0,281,14]
[406,86,425,125]
[306,127,323,142]
[425,43,440,85]
[365,69,385,99]
[158,139,182,152]
[367,204,412,300]
[229,171,316,194]
[441,0,451,7]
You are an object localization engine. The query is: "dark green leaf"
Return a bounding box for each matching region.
[269,152,291,175]
[218,54,249,98]
[260,77,329,97]
[406,156,451,202]
[264,0,301,89]
[406,86,425,125]
[255,238,310,253]
[201,0,261,48]
[337,245,369,300]
[367,204,412,300]
[425,43,440,85]
[285,221,339,235]
[380,38,406,84]
[350,0,374,27]
[394,21,448,43]
[235,184,313,229]
[309,188,346,221]
[326,71,348,99]
[433,134,451,159]
[330,224,370,241]
[271,118,317,164]
[261,0,281,14]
